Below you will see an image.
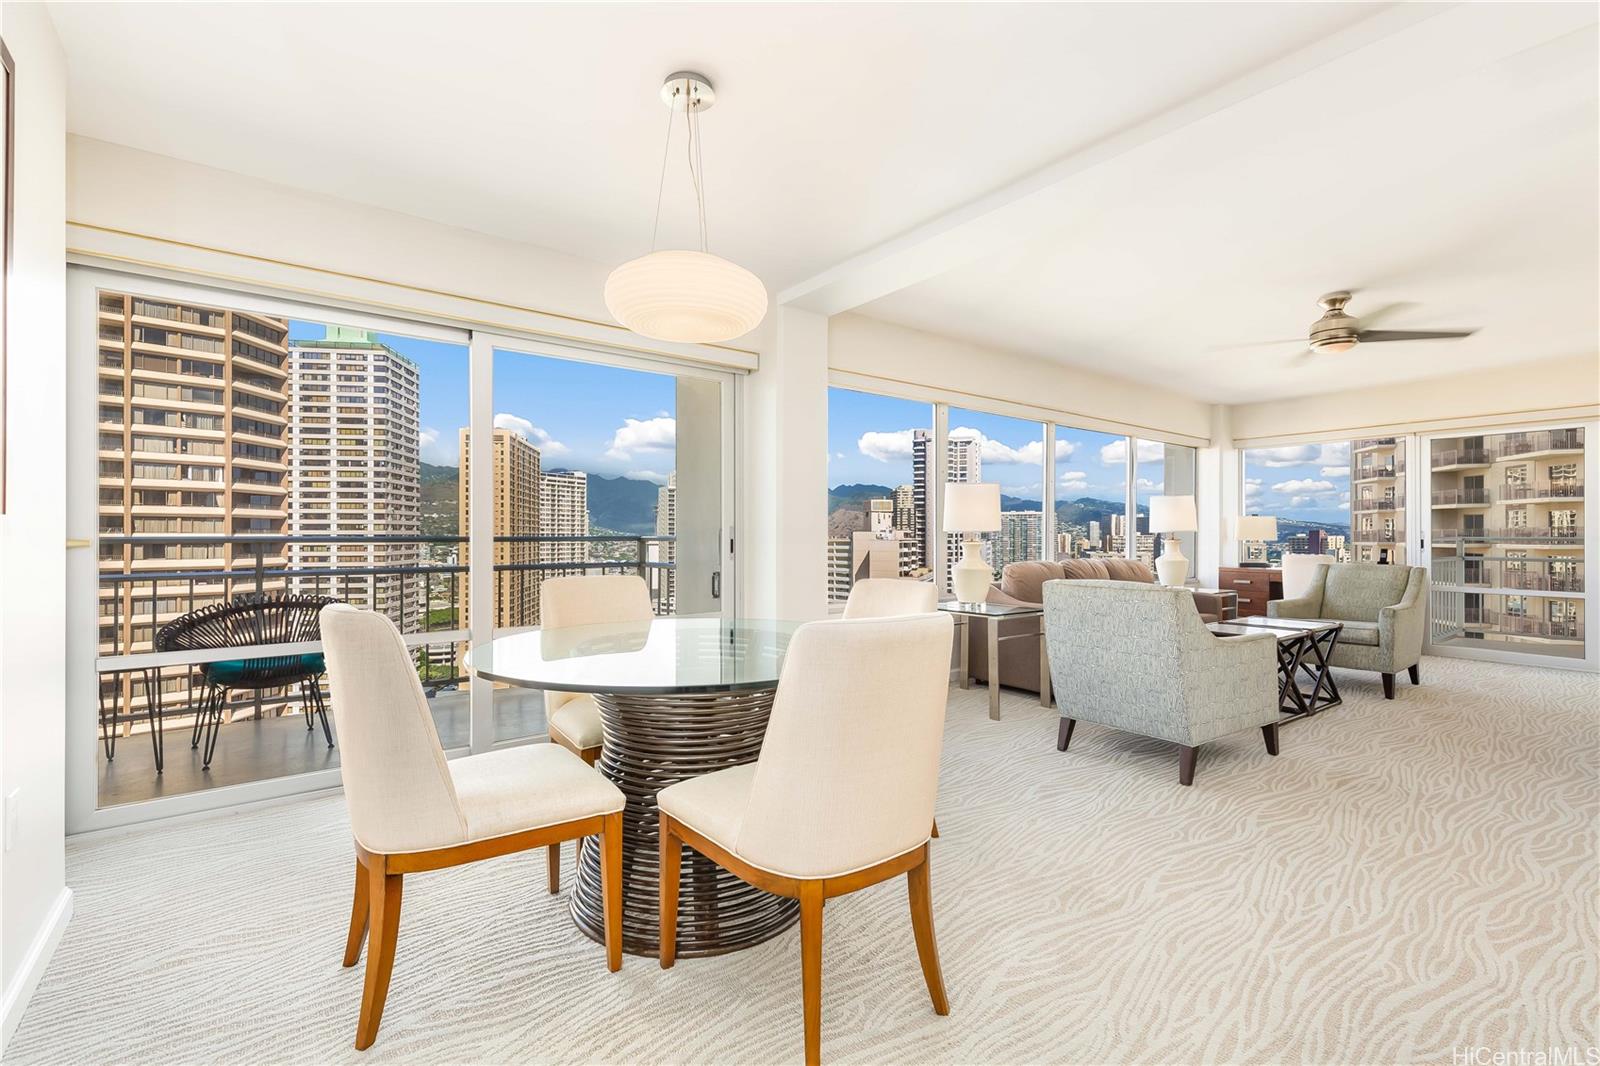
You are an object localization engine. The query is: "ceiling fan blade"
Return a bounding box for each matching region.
[1358,329,1477,343]
[1289,348,1316,362]
[1352,301,1418,329]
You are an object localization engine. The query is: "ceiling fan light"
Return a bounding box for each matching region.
[604,250,768,344]
[1314,337,1358,354]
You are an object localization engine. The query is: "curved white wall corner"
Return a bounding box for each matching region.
[0,2,70,1051]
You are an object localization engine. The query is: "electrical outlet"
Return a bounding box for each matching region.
[4,789,19,852]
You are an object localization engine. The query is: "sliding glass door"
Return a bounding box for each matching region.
[1423,422,1594,667]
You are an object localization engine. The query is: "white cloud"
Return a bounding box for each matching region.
[1271,478,1336,495]
[1320,466,1346,477]
[1244,477,1264,499]
[948,426,1046,466]
[1055,440,1077,460]
[419,426,457,466]
[493,413,569,454]
[1252,445,1320,468]
[1290,495,1316,507]
[1099,439,1166,466]
[605,416,675,460]
[834,452,846,460]
[1318,441,1351,465]
[1136,477,1161,490]
[625,469,669,485]
[1058,469,1089,490]
[857,428,919,462]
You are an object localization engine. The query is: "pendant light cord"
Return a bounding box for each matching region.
[649,78,712,254]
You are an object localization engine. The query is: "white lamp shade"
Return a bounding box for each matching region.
[1148,494,1197,534]
[1236,514,1278,540]
[604,250,768,343]
[942,482,1001,533]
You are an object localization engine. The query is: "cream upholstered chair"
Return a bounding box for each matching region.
[657,613,955,1066]
[539,574,654,890]
[319,605,626,1050]
[841,577,937,619]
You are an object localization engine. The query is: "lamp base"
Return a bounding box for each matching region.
[1155,536,1189,586]
[951,540,992,604]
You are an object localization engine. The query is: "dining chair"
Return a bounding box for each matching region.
[318,604,626,1051]
[657,612,956,1066]
[841,577,937,619]
[538,573,654,891]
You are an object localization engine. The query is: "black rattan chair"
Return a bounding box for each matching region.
[154,595,340,771]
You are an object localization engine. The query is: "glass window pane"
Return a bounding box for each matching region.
[1240,441,1358,567]
[93,290,468,808]
[1135,439,1198,577]
[488,349,722,741]
[1429,426,1585,660]
[825,388,933,603]
[945,408,1044,589]
[1054,426,1127,560]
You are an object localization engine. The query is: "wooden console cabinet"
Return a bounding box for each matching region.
[1218,566,1283,618]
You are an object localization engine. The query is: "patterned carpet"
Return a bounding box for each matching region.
[9,656,1598,1065]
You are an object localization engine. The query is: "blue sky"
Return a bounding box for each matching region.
[827,388,1144,505]
[288,323,678,484]
[1242,442,1352,527]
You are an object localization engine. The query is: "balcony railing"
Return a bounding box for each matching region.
[1354,462,1401,479]
[1431,488,1489,506]
[1431,527,1583,543]
[1496,430,1584,457]
[1466,610,1583,641]
[1499,482,1584,502]
[1430,448,1492,469]
[1354,497,1400,510]
[1432,555,1584,593]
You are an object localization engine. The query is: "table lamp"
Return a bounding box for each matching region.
[1148,494,1198,586]
[943,482,1001,604]
[1235,514,1278,568]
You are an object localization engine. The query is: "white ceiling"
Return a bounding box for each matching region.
[49,2,1600,403]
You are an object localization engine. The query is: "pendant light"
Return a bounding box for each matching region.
[604,72,768,344]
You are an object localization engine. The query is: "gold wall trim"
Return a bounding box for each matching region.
[829,368,1212,446]
[66,221,760,361]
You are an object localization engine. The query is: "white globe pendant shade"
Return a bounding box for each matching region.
[604,250,768,344]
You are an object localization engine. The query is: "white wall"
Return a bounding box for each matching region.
[1228,353,1600,443]
[0,3,71,1049]
[829,312,1214,443]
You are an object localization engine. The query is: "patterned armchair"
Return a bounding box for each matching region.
[1268,563,1428,699]
[1043,580,1280,786]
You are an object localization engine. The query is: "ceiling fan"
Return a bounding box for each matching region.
[1223,291,1478,358]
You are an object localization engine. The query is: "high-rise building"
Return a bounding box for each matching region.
[655,472,677,612]
[95,292,294,720]
[460,428,541,629]
[995,511,1042,574]
[1350,437,1406,565]
[540,469,590,572]
[892,484,916,532]
[942,436,983,588]
[910,430,932,570]
[286,326,421,631]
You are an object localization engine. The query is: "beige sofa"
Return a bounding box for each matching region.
[968,559,1230,694]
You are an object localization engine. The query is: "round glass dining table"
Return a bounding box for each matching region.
[465,616,802,958]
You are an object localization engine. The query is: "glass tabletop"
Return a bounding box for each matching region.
[938,600,1043,618]
[1227,617,1342,633]
[465,616,803,695]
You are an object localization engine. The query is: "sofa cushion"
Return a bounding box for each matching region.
[1058,559,1112,581]
[1336,620,1381,647]
[1001,560,1066,604]
[1102,558,1156,583]
[1323,564,1411,622]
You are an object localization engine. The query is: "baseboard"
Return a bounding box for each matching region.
[0,886,74,1053]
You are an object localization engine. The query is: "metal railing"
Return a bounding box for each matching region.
[1431,488,1489,506]
[1431,555,1584,593]
[1431,527,1583,543]
[1499,482,1584,502]
[1431,430,1584,468]
[1466,610,1583,641]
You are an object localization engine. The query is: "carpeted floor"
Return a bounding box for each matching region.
[8,656,1598,1065]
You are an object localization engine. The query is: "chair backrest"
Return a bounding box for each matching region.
[319,604,465,855]
[1041,580,1213,726]
[540,575,656,715]
[1280,554,1330,601]
[842,578,937,619]
[736,613,954,879]
[1322,563,1417,622]
[155,595,336,653]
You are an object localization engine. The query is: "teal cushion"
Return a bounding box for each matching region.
[202,653,325,686]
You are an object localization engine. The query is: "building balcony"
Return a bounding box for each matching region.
[1354,498,1400,511]
[1432,527,1583,544]
[1430,449,1492,470]
[1354,463,1401,481]
[1499,482,1583,503]
[1431,488,1490,507]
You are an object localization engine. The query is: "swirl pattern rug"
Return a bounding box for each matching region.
[8,656,1598,1064]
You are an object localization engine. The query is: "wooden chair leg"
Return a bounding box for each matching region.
[342,856,369,968]
[1057,717,1075,752]
[547,843,561,895]
[1177,745,1198,786]
[659,817,681,969]
[600,811,623,973]
[1382,673,1396,699]
[906,850,949,1015]
[930,819,939,839]
[1407,663,1420,686]
[355,861,403,1051]
[1261,722,1279,757]
[799,881,825,1066]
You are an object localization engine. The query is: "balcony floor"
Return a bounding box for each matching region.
[96,687,548,808]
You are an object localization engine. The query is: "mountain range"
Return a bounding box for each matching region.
[418,463,665,537]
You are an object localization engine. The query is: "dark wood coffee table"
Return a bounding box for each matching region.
[1207,617,1342,720]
